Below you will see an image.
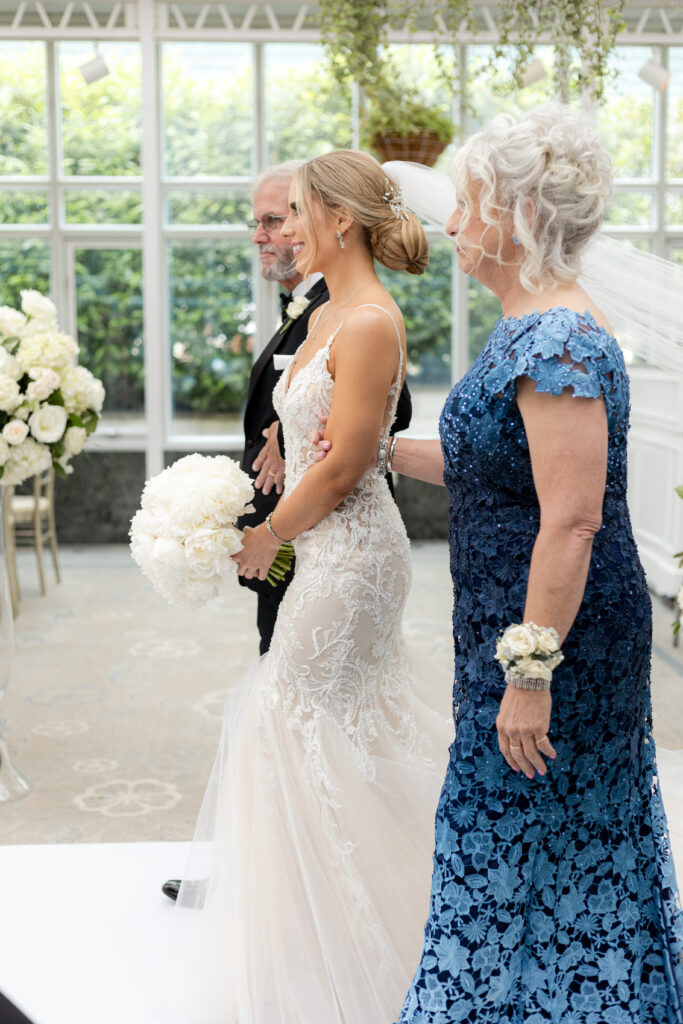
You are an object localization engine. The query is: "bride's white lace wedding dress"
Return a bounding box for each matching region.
[175,305,452,1024]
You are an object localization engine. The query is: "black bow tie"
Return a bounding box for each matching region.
[279,292,291,319]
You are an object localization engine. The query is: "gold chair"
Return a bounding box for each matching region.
[11,467,60,599]
[2,485,20,617]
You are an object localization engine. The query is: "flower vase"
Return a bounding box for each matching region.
[0,488,30,802]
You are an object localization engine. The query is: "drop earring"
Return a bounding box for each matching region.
[512,234,520,246]
[336,230,345,249]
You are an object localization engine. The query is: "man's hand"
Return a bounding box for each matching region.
[253,420,285,495]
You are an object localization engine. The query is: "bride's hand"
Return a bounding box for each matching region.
[232,524,279,581]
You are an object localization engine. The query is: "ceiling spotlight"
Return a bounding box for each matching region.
[521,59,548,89]
[79,47,110,85]
[638,59,670,92]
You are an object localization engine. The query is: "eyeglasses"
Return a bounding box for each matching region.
[247,214,287,233]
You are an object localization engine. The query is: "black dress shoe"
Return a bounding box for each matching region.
[162,878,181,901]
[162,878,207,906]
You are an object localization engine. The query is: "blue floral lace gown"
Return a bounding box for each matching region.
[399,309,683,1024]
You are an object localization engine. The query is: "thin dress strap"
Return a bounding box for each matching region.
[354,303,404,438]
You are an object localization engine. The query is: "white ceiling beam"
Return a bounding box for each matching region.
[82,2,101,29]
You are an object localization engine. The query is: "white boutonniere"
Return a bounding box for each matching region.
[279,295,310,334]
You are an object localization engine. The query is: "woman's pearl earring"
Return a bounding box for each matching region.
[336,230,345,249]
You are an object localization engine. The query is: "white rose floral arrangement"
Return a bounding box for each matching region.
[0,290,104,485]
[130,453,294,608]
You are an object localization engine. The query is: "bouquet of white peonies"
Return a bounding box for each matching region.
[130,453,294,608]
[0,290,105,485]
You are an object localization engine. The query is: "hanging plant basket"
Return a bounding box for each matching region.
[371,132,449,167]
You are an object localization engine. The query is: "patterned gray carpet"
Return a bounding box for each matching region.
[1,543,681,844]
[0,543,457,843]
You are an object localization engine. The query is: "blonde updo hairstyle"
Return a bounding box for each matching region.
[294,150,429,276]
[452,103,612,293]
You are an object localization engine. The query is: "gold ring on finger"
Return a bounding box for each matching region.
[510,744,522,751]
[536,735,549,745]
[267,469,276,476]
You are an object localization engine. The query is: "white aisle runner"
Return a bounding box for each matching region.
[0,841,188,1024]
[1,752,682,1024]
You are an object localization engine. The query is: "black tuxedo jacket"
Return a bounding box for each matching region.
[238,276,412,596]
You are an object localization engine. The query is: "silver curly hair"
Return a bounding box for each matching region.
[451,103,613,293]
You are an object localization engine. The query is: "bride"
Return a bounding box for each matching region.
[175,150,452,1023]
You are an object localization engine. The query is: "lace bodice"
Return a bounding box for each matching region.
[268,303,435,782]
[273,302,404,497]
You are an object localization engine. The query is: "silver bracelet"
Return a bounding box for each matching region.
[505,670,551,692]
[265,512,286,546]
[377,435,389,474]
[386,436,397,474]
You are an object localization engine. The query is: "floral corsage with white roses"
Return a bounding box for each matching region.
[495,622,564,691]
[279,295,310,334]
[0,290,104,486]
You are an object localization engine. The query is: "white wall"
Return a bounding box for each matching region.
[628,366,683,598]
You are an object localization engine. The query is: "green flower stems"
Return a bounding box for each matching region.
[266,542,295,588]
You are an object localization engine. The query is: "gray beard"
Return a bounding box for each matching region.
[259,245,298,283]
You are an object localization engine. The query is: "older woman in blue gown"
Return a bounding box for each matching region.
[382,102,683,1024]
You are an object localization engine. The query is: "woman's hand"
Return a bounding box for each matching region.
[309,414,331,464]
[496,686,556,778]
[308,414,378,469]
[232,524,279,581]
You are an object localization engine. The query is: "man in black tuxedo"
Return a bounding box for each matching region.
[237,160,330,655]
[238,160,413,656]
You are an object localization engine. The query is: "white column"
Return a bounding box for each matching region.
[138,0,165,477]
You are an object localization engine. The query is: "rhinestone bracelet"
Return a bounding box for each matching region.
[505,670,551,692]
[386,436,397,474]
[265,512,287,546]
[377,435,389,474]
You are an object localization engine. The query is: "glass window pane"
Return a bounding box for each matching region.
[467,45,556,129]
[377,237,453,433]
[166,192,251,226]
[666,193,683,227]
[670,245,683,266]
[163,44,253,177]
[0,191,49,224]
[0,239,50,306]
[468,278,501,366]
[668,49,683,178]
[60,43,142,176]
[598,47,655,179]
[169,241,254,435]
[0,42,47,176]
[604,191,653,228]
[75,248,144,415]
[265,44,351,163]
[65,190,142,225]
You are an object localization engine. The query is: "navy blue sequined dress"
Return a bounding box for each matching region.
[399,309,683,1024]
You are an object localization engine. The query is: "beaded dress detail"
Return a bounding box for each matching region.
[399,309,683,1024]
[176,304,451,1024]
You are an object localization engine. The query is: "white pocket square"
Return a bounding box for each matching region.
[273,354,294,372]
